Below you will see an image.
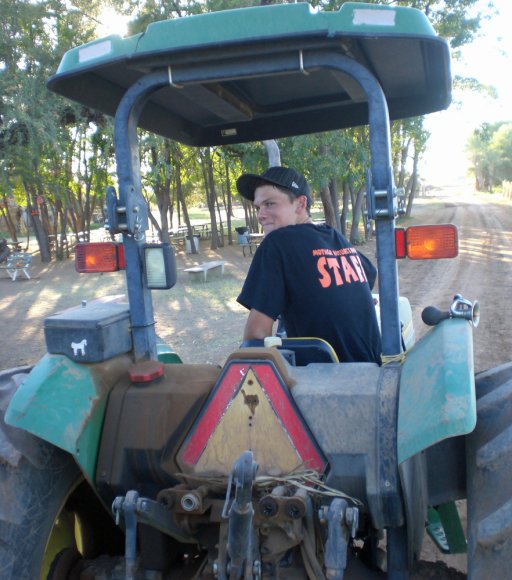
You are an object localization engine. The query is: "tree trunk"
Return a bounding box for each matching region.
[224,157,234,245]
[0,196,19,243]
[320,185,336,227]
[199,149,220,250]
[174,149,195,252]
[215,193,225,248]
[149,144,172,243]
[328,178,341,231]
[349,184,366,245]
[83,143,92,242]
[397,138,412,188]
[405,151,420,218]
[55,199,69,260]
[206,151,221,249]
[66,187,80,241]
[242,198,258,233]
[340,181,350,237]
[24,183,51,263]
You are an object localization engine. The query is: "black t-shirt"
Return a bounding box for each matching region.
[237,223,382,363]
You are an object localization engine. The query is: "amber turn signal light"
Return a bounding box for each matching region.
[75,242,125,273]
[395,224,458,260]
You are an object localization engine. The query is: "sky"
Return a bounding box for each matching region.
[422,0,512,185]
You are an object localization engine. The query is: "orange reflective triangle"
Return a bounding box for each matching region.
[178,361,327,476]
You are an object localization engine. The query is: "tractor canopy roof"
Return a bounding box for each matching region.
[47,2,451,146]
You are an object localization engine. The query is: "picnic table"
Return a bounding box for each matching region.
[48,234,74,257]
[192,223,230,240]
[169,228,187,250]
[193,223,210,238]
[0,252,33,281]
[241,233,264,257]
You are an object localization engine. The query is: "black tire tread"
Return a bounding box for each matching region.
[466,365,512,579]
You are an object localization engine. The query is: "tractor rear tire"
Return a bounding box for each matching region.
[0,367,85,579]
[466,362,512,579]
[0,366,123,579]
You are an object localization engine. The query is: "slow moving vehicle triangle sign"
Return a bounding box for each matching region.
[178,359,327,476]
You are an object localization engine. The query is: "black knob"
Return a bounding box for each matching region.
[421,306,450,326]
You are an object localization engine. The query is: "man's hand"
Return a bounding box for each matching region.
[243,308,274,341]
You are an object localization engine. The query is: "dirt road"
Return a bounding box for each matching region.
[396,189,512,374]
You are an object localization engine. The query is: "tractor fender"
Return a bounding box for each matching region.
[291,362,403,530]
[4,353,132,482]
[397,318,476,465]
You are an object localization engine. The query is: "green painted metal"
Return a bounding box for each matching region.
[397,319,476,465]
[427,503,467,554]
[5,353,131,482]
[426,507,450,553]
[136,2,435,55]
[156,337,182,364]
[437,502,467,553]
[55,32,140,76]
[55,3,435,77]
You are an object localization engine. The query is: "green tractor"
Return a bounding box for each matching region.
[1,3,510,579]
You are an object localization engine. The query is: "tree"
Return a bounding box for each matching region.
[490,123,512,184]
[466,122,507,192]
[199,148,223,250]
[392,118,430,218]
[0,0,104,260]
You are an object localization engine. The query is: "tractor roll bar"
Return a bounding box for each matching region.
[113,51,402,360]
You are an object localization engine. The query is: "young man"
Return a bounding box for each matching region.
[236,166,382,364]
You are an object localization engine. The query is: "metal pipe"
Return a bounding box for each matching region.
[113,71,170,361]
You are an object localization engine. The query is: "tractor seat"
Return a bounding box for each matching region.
[240,337,339,366]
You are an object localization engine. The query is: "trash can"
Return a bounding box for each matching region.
[186,235,201,254]
[235,226,249,244]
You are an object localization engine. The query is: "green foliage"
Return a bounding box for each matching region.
[0,0,107,257]
[490,124,512,183]
[466,122,512,191]
[454,75,499,99]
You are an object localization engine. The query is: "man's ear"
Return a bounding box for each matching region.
[296,195,308,212]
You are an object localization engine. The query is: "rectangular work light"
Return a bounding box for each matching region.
[144,243,177,289]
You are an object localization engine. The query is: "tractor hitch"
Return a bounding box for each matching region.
[320,498,360,580]
[217,450,259,579]
[112,488,197,579]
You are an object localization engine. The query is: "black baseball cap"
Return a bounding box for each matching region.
[236,166,312,205]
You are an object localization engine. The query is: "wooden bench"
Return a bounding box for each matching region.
[184,260,225,282]
[0,252,33,281]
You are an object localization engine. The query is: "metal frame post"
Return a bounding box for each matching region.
[114,71,169,361]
